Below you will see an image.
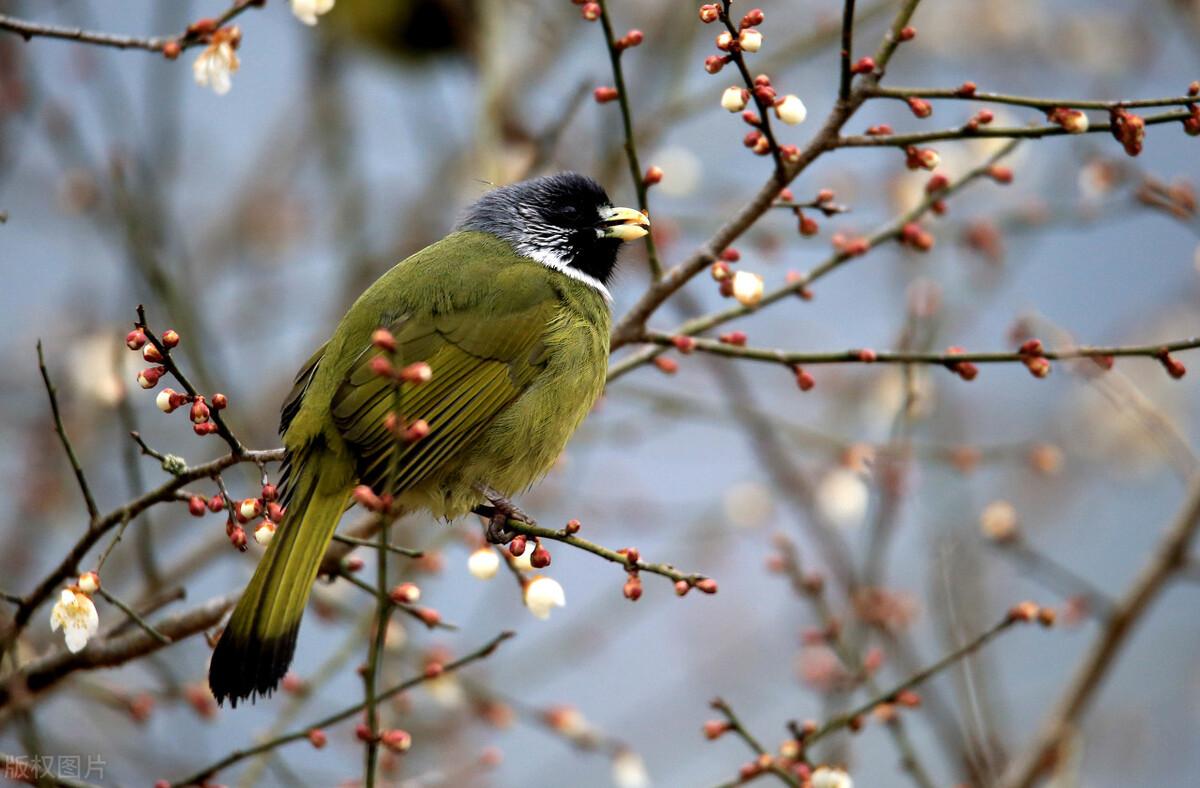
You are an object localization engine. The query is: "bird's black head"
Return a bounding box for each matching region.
[457,173,650,295]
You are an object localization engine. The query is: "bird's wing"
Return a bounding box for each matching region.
[329,292,557,497]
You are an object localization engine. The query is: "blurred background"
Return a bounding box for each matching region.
[2,0,1200,785]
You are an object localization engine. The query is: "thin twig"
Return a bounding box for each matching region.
[503,518,712,588]
[1000,478,1200,787]
[595,0,662,279]
[803,611,1035,746]
[638,332,1200,369]
[867,86,1200,111]
[839,0,858,102]
[95,587,170,645]
[169,632,515,788]
[37,341,99,522]
[0,1,260,54]
[331,533,423,558]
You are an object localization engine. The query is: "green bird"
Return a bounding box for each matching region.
[208,173,649,705]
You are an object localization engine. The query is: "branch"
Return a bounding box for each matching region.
[803,608,1041,746]
[837,109,1191,148]
[170,631,515,787]
[638,332,1200,370]
[36,341,99,522]
[710,697,800,787]
[0,447,283,664]
[718,1,786,178]
[135,305,245,456]
[867,86,1200,111]
[0,1,260,54]
[595,1,662,278]
[504,518,714,590]
[0,594,238,710]
[607,0,925,350]
[1000,477,1200,787]
[608,138,1019,382]
[839,0,858,102]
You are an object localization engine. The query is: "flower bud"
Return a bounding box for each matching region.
[190,398,210,424]
[353,485,384,511]
[78,571,100,594]
[239,498,263,522]
[731,270,764,307]
[704,54,726,74]
[795,367,815,391]
[400,362,433,385]
[715,31,734,51]
[126,329,147,350]
[266,502,285,522]
[699,4,720,24]
[371,328,396,352]
[389,582,421,604]
[162,40,182,60]
[524,576,566,619]
[228,526,248,551]
[137,367,164,389]
[157,388,180,413]
[160,329,180,348]
[704,720,731,740]
[468,547,501,580]
[774,94,808,125]
[594,86,619,103]
[672,335,697,353]
[253,521,275,546]
[739,28,763,53]
[644,165,664,185]
[721,86,748,112]
[143,343,164,363]
[719,330,747,346]
[580,2,601,21]
[851,56,875,74]
[530,545,552,568]
[623,574,643,601]
[307,729,327,748]
[906,97,932,118]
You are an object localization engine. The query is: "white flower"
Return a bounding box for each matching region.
[731,270,764,307]
[291,0,335,26]
[424,674,466,709]
[468,547,501,580]
[738,28,763,53]
[723,480,773,528]
[721,86,748,113]
[50,588,99,653]
[524,576,566,620]
[815,468,869,529]
[775,94,808,126]
[612,750,650,788]
[811,766,853,788]
[192,37,240,96]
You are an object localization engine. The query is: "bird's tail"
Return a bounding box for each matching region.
[208,447,351,706]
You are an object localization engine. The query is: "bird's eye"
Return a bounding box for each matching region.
[560,206,579,220]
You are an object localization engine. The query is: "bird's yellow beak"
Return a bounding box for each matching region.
[599,205,650,241]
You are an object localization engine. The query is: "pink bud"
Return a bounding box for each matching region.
[188,496,206,517]
[126,329,147,350]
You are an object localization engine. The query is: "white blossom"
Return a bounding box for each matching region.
[524,576,566,620]
[50,588,99,653]
[192,38,240,96]
[291,0,336,26]
[254,522,276,546]
[468,547,501,580]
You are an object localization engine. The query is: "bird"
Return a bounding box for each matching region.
[208,173,649,705]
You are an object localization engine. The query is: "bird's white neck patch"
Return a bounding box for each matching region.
[517,243,613,303]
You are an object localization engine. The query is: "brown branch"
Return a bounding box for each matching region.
[867,86,1200,111]
[608,137,1018,382]
[595,0,662,278]
[36,341,99,522]
[710,697,800,787]
[0,447,283,665]
[0,594,238,711]
[607,0,924,351]
[839,0,858,101]
[837,109,1191,148]
[170,631,515,787]
[638,332,1200,370]
[1000,478,1200,787]
[0,1,260,54]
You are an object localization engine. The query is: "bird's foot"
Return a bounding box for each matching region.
[472,486,535,545]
